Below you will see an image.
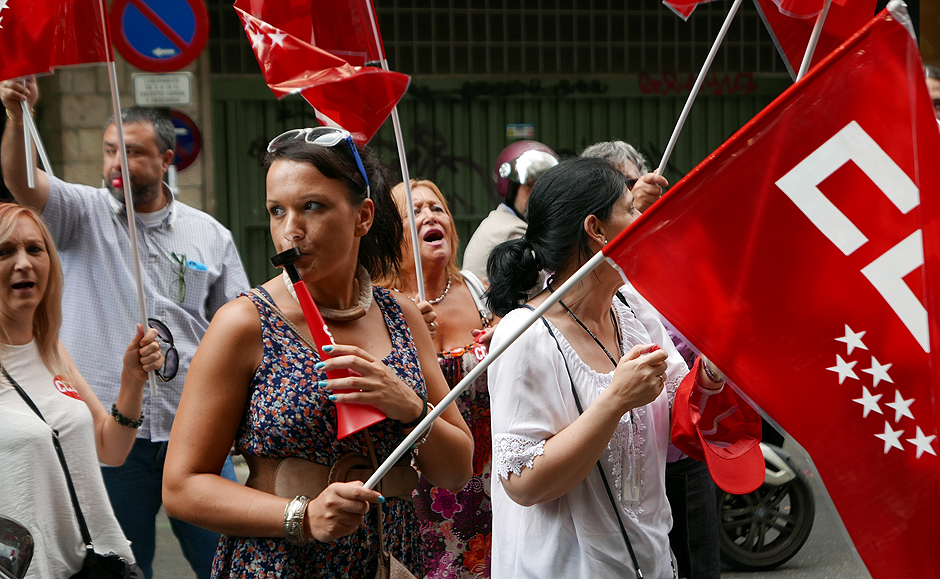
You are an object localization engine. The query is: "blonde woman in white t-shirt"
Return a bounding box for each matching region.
[0,203,164,578]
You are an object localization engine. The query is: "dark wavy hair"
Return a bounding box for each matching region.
[264,136,402,279]
[486,157,626,317]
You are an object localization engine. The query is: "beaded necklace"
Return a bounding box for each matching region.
[282,264,373,321]
[426,273,452,305]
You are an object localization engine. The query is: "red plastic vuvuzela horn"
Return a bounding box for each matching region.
[271,248,385,439]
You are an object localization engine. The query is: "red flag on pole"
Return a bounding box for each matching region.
[662,0,722,20]
[754,0,876,79]
[0,0,112,82]
[603,7,940,578]
[234,0,410,146]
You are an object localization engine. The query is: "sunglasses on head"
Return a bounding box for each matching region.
[147,318,179,382]
[267,127,371,199]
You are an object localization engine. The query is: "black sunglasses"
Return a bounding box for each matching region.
[147,318,179,382]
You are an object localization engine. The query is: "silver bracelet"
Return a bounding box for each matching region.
[283,495,312,545]
[412,402,435,456]
[702,360,725,384]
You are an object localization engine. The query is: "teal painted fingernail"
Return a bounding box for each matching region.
[328,394,337,401]
[317,380,328,388]
[322,345,334,352]
[315,361,326,369]
[378,496,386,504]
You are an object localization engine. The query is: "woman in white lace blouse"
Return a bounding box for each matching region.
[485,157,727,579]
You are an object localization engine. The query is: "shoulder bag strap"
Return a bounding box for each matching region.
[614,289,638,319]
[247,287,319,353]
[520,306,643,578]
[1,366,96,552]
[459,270,493,324]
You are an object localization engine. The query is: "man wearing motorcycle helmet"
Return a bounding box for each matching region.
[463,140,559,282]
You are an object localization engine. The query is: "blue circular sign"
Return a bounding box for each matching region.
[170,110,202,172]
[110,0,209,73]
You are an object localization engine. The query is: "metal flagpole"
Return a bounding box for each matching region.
[98,0,158,396]
[656,0,745,176]
[796,0,833,81]
[366,250,609,489]
[363,1,425,301]
[19,93,34,189]
[21,109,55,178]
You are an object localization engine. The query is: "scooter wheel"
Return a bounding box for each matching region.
[716,447,815,571]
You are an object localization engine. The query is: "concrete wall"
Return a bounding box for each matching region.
[36,52,213,214]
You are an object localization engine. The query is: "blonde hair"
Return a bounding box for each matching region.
[376,179,462,291]
[0,204,68,377]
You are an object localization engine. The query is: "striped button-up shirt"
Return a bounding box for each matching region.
[44,176,249,441]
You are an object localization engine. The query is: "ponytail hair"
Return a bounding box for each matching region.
[486,157,626,316]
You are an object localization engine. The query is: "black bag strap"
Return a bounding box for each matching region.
[521,306,643,578]
[1,366,97,553]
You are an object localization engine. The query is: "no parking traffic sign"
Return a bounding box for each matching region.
[170,110,202,172]
[110,0,209,73]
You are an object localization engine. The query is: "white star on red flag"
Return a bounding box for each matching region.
[835,324,868,355]
[852,386,883,418]
[884,390,915,422]
[861,356,893,387]
[905,427,937,459]
[874,421,905,453]
[268,31,287,48]
[827,354,858,384]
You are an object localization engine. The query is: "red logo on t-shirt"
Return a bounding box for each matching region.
[53,375,82,401]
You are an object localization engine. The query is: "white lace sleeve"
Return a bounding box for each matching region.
[493,433,546,481]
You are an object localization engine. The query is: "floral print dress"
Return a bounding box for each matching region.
[211,286,424,578]
[412,271,493,578]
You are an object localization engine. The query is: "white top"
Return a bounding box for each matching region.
[43,176,248,441]
[488,289,688,579]
[0,342,135,579]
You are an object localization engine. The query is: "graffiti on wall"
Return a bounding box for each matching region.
[370,124,489,214]
[638,72,758,96]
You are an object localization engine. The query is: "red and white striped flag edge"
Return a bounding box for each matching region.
[603,6,940,578]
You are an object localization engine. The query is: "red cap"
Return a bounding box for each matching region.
[671,358,764,494]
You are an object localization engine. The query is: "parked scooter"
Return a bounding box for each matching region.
[0,515,33,579]
[716,423,815,571]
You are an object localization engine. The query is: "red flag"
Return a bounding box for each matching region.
[0,0,111,82]
[663,0,819,19]
[234,0,410,146]
[754,0,876,79]
[662,0,721,20]
[603,8,940,578]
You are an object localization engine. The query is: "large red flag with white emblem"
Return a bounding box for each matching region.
[603,6,940,578]
[0,0,111,82]
[233,0,410,146]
